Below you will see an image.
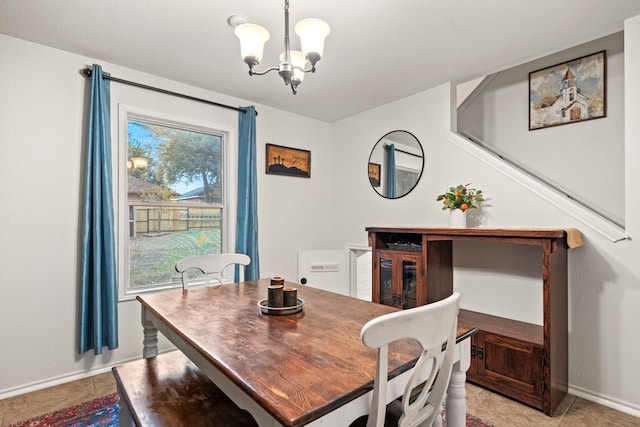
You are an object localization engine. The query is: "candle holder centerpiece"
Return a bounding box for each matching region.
[259,276,305,315]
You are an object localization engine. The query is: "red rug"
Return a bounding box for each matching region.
[442,409,493,427]
[7,393,119,427]
[446,412,494,426]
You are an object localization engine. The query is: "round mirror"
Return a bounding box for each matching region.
[368,130,424,199]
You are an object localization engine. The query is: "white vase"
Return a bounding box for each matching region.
[449,209,467,227]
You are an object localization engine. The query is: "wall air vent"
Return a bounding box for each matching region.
[309,263,340,272]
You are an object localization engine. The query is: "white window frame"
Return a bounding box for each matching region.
[116,104,238,301]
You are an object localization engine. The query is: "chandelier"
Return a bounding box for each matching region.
[229,0,330,94]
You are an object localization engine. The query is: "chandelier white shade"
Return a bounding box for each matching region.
[234,24,270,65]
[231,0,330,94]
[295,19,330,65]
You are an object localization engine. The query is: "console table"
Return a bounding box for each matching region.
[366,226,579,415]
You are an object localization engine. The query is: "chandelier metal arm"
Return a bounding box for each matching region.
[247,64,314,80]
[294,65,317,74]
[248,66,280,77]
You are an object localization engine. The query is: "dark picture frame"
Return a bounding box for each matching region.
[368,162,381,187]
[265,143,311,178]
[529,50,606,130]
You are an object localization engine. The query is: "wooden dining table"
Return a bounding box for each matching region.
[137,279,477,427]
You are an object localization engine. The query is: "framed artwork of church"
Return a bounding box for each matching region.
[529,50,606,130]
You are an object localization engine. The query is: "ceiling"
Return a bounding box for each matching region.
[2,1,640,122]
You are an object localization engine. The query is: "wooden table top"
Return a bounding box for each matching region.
[138,279,476,427]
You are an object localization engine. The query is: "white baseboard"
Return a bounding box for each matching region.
[568,384,640,418]
[0,350,175,400]
[0,363,122,401]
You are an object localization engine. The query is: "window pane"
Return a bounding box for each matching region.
[127,119,224,291]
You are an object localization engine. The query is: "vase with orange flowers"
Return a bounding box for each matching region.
[436,183,485,227]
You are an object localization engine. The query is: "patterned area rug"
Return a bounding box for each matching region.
[440,408,493,427]
[7,393,119,427]
[448,412,494,426]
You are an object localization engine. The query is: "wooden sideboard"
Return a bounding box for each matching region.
[366,227,570,416]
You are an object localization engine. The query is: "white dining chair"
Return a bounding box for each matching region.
[352,293,460,427]
[175,253,250,290]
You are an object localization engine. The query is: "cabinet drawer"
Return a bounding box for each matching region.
[469,331,543,409]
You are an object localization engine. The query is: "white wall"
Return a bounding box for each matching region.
[0,34,332,397]
[253,106,334,280]
[329,23,640,415]
[457,32,625,225]
[330,85,454,246]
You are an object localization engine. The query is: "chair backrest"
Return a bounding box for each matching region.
[361,293,460,427]
[175,253,251,290]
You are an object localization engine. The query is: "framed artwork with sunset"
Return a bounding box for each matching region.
[265,144,311,178]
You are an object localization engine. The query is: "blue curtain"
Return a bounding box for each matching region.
[79,64,118,355]
[386,143,397,198]
[235,106,260,281]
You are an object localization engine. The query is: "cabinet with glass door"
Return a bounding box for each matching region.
[373,250,422,309]
[369,230,452,309]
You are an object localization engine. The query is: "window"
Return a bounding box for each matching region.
[120,111,229,295]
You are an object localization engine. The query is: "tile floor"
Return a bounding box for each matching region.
[0,374,638,426]
[0,373,116,426]
[465,383,640,427]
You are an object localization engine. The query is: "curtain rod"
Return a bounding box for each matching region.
[384,143,423,158]
[80,68,257,115]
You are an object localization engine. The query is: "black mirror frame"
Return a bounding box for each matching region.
[368,130,424,199]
